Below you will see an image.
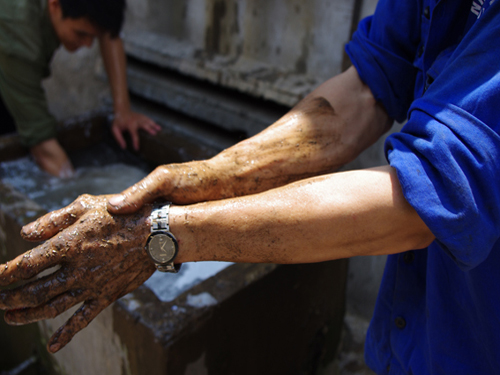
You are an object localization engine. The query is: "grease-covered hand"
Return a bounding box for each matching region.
[106,70,392,216]
[0,194,155,353]
[112,109,161,151]
[107,161,224,215]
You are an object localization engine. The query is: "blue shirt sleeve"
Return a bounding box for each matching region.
[345,0,421,122]
[386,3,500,271]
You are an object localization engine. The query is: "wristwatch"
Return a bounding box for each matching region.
[146,202,181,272]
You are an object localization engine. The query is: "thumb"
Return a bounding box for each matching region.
[107,168,171,214]
[107,191,144,214]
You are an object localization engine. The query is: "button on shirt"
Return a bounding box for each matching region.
[0,0,60,147]
[346,0,500,373]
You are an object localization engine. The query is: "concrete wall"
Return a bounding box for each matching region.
[44,0,385,324]
[122,0,355,106]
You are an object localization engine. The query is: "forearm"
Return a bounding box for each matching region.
[107,66,393,212]
[171,166,435,264]
[99,35,130,113]
[164,66,393,203]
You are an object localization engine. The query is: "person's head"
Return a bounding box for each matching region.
[48,0,126,52]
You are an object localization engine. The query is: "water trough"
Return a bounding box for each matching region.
[0,114,347,375]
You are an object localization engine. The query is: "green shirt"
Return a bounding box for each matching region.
[0,0,60,147]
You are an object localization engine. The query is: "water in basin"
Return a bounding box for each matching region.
[0,156,147,211]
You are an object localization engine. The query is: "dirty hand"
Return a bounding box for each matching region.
[112,109,161,151]
[107,160,225,215]
[0,194,155,353]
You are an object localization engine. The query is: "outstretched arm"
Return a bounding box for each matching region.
[0,166,433,353]
[0,66,413,353]
[107,66,393,212]
[99,34,161,150]
[171,166,434,264]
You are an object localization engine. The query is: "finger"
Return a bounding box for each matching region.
[117,258,156,298]
[130,128,140,151]
[140,119,161,135]
[0,266,82,309]
[112,125,126,149]
[46,261,153,353]
[150,121,162,133]
[0,240,68,287]
[21,198,88,241]
[47,298,107,353]
[4,289,93,325]
[107,166,172,214]
[45,263,146,353]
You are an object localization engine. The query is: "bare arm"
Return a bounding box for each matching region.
[0,67,417,352]
[98,34,129,114]
[107,66,393,211]
[0,165,433,354]
[172,166,434,264]
[99,34,160,150]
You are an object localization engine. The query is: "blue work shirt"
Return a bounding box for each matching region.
[346,0,500,373]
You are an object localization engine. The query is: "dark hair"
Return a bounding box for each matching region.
[59,0,126,38]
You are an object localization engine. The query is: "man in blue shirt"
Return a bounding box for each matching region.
[0,0,498,373]
[347,1,500,372]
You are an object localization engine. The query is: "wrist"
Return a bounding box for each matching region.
[113,101,131,116]
[169,204,193,264]
[145,202,181,272]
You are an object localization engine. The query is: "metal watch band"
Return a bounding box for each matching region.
[150,202,181,273]
[151,202,172,232]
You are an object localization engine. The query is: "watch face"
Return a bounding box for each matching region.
[147,232,178,264]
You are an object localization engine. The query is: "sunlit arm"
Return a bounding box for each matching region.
[172,166,435,264]
[0,66,432,354]
[108,66,394,212]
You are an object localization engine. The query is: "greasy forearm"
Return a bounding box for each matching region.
[0,65,405,354]
[218,66,391,190]
[0,165,433,353]
[99,34,130,112]
[110,66,393,211]
[182,66,392,200]
[171,166,435,264]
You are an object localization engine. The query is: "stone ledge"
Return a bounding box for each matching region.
[126,58,288,137]
[123,31,323,107]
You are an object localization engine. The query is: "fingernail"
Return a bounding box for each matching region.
[5,312,21,325]
[21,223,33,235]
[108,195,124,208]
[49,343,61,353]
